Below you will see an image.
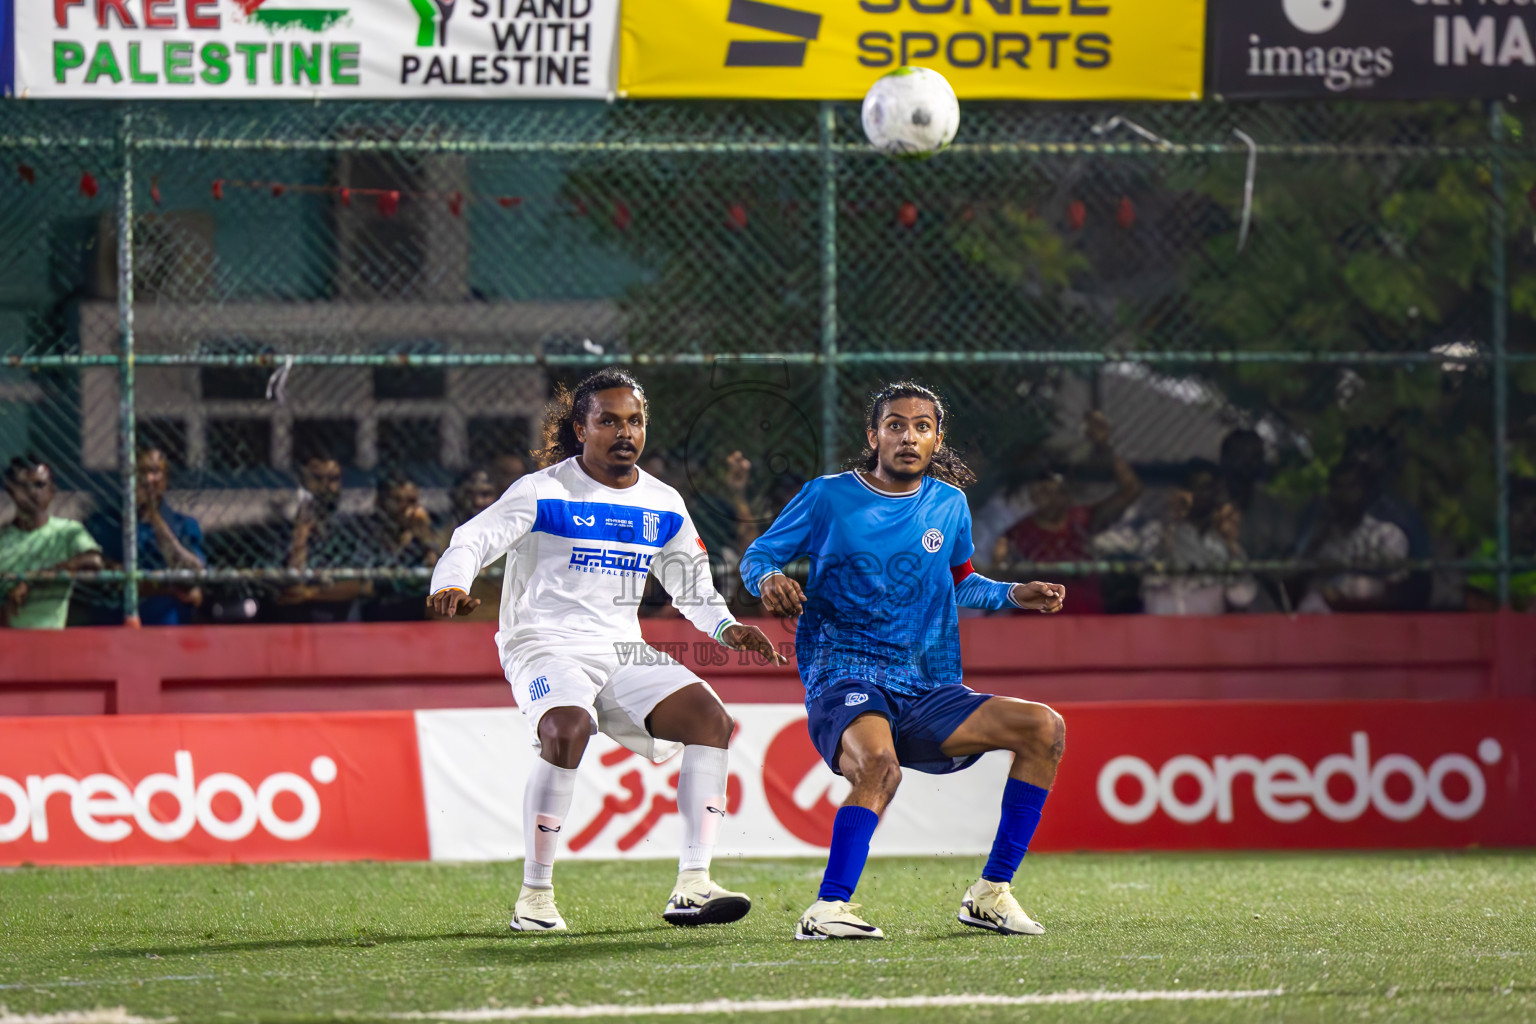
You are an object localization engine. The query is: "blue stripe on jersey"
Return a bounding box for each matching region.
[532,498,683,548]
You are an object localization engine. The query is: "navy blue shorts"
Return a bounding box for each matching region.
[806,680,992,776]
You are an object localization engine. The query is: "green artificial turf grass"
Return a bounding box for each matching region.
[0,853,1531,1023]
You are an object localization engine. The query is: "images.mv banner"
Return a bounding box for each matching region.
[1210,0,1536,99]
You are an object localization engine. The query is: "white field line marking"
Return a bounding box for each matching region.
[0,977,214,993]
[0,955,1007,994]
[0,1010,170,1024]
[395,989,1286,1021]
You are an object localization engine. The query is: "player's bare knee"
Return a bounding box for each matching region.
[847,750,902,799]
[1041,706,1066,765]
[702,707,734,748]
[1013,705,1064,764]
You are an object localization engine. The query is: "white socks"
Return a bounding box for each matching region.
[676,744,730,874]
[522,744,729,886]
[522,758,578,890]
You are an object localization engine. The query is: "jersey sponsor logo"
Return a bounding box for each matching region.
[844,692,869,707]
[568,547,656,575]
[528,675,551,701]
[534,499,683,548]
[922,528,944,553]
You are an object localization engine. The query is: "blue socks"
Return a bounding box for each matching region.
[817,805,881,902]
[815,781,1046,901]
[982,777,1050,884]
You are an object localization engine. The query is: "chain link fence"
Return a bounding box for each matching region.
[1,98,1532,624]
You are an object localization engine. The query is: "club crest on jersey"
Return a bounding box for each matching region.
[643,511,660,544]
[922,528,944,553]
[573,514,596,527]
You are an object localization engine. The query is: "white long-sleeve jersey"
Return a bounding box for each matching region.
[430,457,736,661]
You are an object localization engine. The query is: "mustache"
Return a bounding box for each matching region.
[609,442,638,453]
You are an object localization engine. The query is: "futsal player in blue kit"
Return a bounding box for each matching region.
[741,382,1067,940]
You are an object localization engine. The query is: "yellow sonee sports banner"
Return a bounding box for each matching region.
[620,0,1205,100]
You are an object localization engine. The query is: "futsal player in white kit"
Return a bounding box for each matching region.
[428,368,784,933]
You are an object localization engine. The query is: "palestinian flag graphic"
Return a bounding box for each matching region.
[236,0,349,32]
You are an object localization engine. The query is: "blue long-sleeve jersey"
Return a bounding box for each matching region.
[740,471,1017,701]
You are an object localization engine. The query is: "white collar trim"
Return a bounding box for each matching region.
[848,471,921,500]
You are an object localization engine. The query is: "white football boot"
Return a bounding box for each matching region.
[510,885,567,933]
[794,899,885,940]
[662,869,752,927]
[957,878,1045,935]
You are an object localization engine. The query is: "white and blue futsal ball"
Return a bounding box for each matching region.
[861,66,960,159]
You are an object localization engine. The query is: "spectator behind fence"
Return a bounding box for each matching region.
[1136,458,1257,616]
[358,472,440,622]
[691,448,775,618]
[274,451,365,622]
[996,412,1141,614]
[1291,458,1419,613]
[1219,429,1297,611]
[0,455,103,629]
[87,447,206,626]
[639,450,678,491]
[429,468,501,623]
[1330,429,1434,608]
[489,450,530,497]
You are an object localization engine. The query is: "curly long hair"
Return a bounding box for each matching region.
[847,381,976,489]
[532,367,648,468]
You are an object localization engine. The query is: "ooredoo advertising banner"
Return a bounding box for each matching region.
[1210,0,1536,99]
[1,700,1532,865]
[11,0,617,99]
[0,712,429,864]
[619,0,1206,101]
[1035,701,1536,851]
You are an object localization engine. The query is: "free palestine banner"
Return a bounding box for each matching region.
[11,0,616,98]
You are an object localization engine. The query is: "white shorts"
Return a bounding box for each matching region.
[503,639,712,763]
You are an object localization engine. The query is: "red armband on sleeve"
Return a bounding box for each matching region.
[950,559,975,585]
